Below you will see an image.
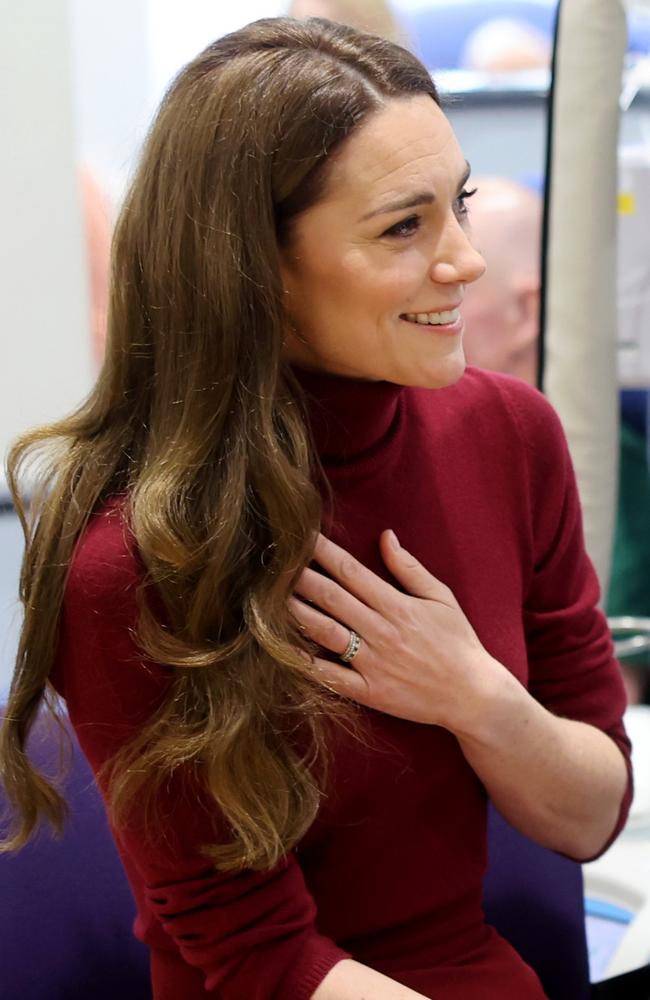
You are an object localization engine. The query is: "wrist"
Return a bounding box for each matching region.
[452,653,525,744]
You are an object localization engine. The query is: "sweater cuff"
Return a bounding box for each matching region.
[281,934,352,1000]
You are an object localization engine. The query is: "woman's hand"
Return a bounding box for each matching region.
[291,530,630,858]
[290,530,506,734]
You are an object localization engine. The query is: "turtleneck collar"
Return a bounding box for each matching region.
[291,365,405,465]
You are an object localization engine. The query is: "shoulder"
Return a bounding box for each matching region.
[65,495,143,616]
[447,365,560,419]
[410,366,566,450]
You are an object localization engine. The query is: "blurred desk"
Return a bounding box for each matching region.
[584,706,650,981]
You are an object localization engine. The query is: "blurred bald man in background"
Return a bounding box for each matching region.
[462,177,542,386]
[461,18,551,73]
[288,0,408,45]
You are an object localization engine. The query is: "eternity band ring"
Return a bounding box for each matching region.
[340,629,362,663]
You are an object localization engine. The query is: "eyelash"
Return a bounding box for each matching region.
[383,187,478,239]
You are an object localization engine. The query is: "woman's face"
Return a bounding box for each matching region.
[280,95,486,388]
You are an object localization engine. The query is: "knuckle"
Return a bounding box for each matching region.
[400,601,420,629]
[323,618,341,642]
[339,555,358,580]
[319,582,338,608]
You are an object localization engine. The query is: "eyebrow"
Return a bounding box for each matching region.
[358,160,472,222]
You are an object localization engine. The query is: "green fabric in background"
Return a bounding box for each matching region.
[607,421,650,618]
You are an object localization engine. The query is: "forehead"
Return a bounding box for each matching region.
[323,95,466,205]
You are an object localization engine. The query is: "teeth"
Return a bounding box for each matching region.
[404,309,460,326]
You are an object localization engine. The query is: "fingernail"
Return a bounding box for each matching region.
[388,530,400,550]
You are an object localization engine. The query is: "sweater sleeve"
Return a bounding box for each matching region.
[501,380,633,858]
[53,502,350,1000]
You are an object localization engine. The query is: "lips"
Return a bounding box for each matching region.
[400,302,462,318]
[401,307,462,327]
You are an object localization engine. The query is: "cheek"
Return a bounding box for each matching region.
[345,250,429,309]
[390,252,430,288]
[291,244,431,322]
[301,251,358,295]
[308,255,379,312]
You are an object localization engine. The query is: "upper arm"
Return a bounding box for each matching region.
[55,502,349,1000]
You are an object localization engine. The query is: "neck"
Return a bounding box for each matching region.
[290,364,405,464]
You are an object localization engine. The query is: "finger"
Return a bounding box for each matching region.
[289,596,362,660]
[295,566,383,640]
[379,530,453,603]
[310,655,372,705]
[311,533,400,617]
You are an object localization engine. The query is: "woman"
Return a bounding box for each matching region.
[1,17,631,1000]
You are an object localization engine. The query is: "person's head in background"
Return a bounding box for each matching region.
[461,177,542,386]
[288,0,408,46]
[461,18,552,73]
[79,167,112,364]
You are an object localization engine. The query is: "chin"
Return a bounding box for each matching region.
[410,351,467,390]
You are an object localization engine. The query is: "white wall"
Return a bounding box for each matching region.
[70,1,289,208]
[1,0,293,504]
[69,0,151,203]
[145,1,287,120]
[0,0,94,496]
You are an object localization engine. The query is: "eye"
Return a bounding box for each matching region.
[382,214,421,239]
[456,186,478,218]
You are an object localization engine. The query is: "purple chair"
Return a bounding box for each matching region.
[1,707,591,999]
[484,805,590,1000]
[0,709,151,1000]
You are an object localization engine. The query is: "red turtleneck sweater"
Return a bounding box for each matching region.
[51,366,632,1000]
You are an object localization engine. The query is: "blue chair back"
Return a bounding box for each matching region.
[398,0,650,70]
[399,0,557,69]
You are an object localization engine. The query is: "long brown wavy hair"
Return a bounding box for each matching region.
[0,17,439,871]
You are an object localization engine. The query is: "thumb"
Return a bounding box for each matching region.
[380,530,448,601]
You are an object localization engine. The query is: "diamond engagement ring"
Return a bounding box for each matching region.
[340,629,362,663]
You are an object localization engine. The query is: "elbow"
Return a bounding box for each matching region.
[563,755,633,862]
[563,833,612,864]
[558,805,626,863]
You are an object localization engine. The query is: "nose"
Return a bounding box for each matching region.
[429,216,486,287]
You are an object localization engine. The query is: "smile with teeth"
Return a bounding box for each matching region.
[402,308,461,326]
